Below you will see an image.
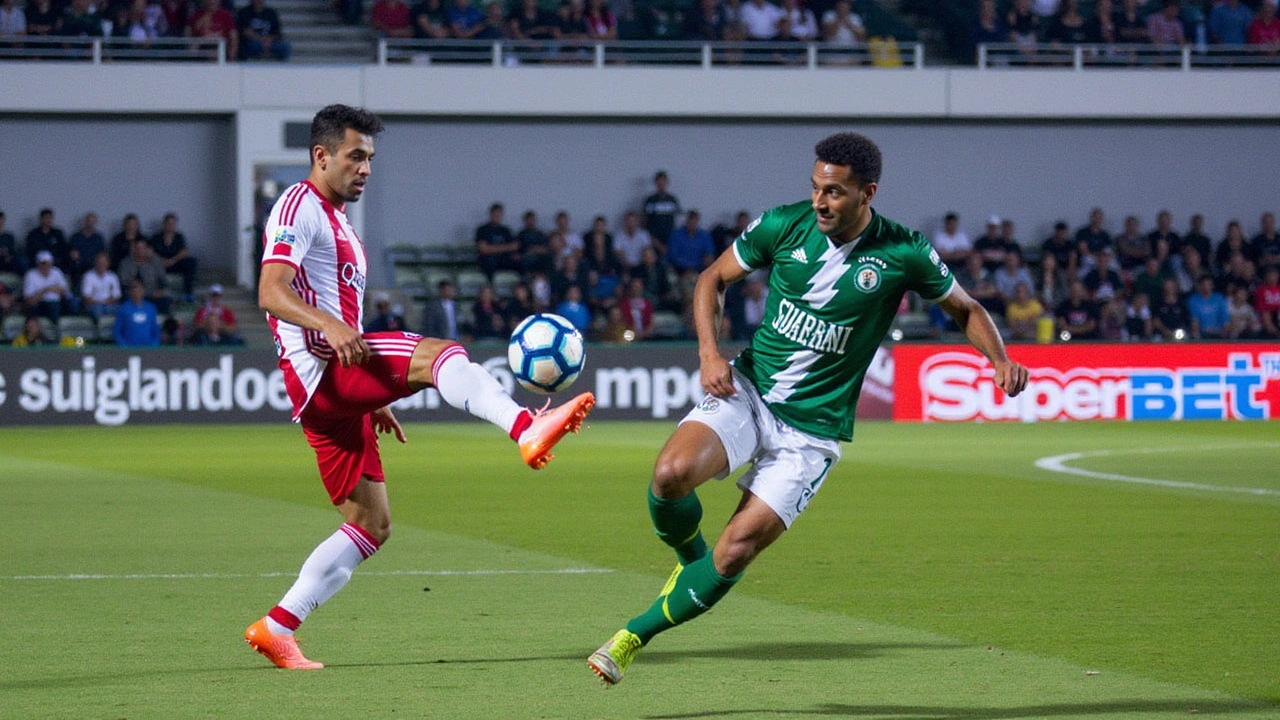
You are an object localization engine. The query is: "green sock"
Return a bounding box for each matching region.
[625,555,741,643]
[648,487,708,565]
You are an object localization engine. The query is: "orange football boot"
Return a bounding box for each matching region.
[518,392,595,469]
[244,618,324,670]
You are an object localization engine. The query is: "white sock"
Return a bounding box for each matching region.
[267,523,380,635]
[432,345,526,436]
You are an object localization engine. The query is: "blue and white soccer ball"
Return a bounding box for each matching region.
[507,313,586,394]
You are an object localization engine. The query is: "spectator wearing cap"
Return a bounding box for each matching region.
[192,283,243,345]
[973,214,1013,272]
[365,291,407,333]
[932,211,972,266]
[23,250,71,322]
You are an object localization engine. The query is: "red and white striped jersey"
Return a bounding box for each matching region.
[262,180,369,419]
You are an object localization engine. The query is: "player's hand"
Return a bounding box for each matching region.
[994,359,1029,397]
[699,353,736,398]
[325,321,369,367]
[371,406,407,443]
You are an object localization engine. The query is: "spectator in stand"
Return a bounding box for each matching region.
[666,209,715,275]
[613,210,652,271]
[191,284,244,345]
[1172,244,1208,295]
[932,211,972,266]
[1045,0,1087,46]
[81,251,122,330]
[117,237,173,315]
[237,0,291,60]
[719,0,748,42]
[1254,264,1280,338]
[993,247,1035,303]
[421,279,460,340]
[582,215,616,272]
[159,0,188,36]
[1177,213,1212,270]
[67,212,105,286]
[1112,0,1150,44]
[973,215,1011,272]
[1113,214,1151,272]
[12,316,52,347]
[642,171,679,256]
[1037,251,1071,309]
[150,212,198,302]
[371,0,413,37]
[1216,220,1258,270]
[555,284,592,333]
[1250,211,1280,268]
[412,0,450,38]
[501,281,537,329]
[365,291,407,333]
[446,0,484,38]
[1248,0,1280,51]
[1055,279,1099,340]
[553,210,584,260]
[779,0,816,42]
[550,252,587,305]
[1132,256,1168,303]
[114,279,161,347]
[1226,283,1262,339]
[972,0,1007,53]
[188,0,238,58]
[553,0,588,44]
[474,202,521,280]
[1125,292,1153,341]
[1187,273,1229,339]
[739,0,783,40]
[1006,0,1041,52]
[632,244,678,312]
[507,0,556,40]
[1098,294,1127,341]
[1083,246,1124,301]
[1075,207,1111,255]
[1220,252,1258,295]
[683,0,724,40]
[25,208,67,271]
[1083,0,1115,43]
[516,210,555,276]
[1040,220,1077,274]
[23,251,71,322]
[955,251,1005,317]
[1146,210,1179,266]
[1003,281,1044,341]
[109,213,147,270]
[114,0,168,44]
[469,284,505,339]
[0,211,21,275]
[1209,0,1252,45]
[23,0,58,37]
[583,0,616,40]
[59,0,103,37]
[619,277,654,340]
[1146,0,1184,48]
[711,210,750,256]
[1,0,27,39]
[1152,277,1189,339]
[822,0,864,49]
[471,1,507,39]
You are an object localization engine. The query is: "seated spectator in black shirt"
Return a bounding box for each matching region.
[67,212,105,285]
[365,291,407,332]
[25,208,67,270]
[515,209,554,276]
[237,0,292,60]
[59,0,103,37]
[973,215,1013,272]
[412,0,450,37]
[474,202,520,280]
[506,0,556,39]
[1251,211,1280,269]
[1113,215,1152,272]
[469,284,505,340]
[1055,280,1100,340]
[1132,256,1168,304]
[1152,277,1189,340]
[1040,220,1077,275]
[1146,210,1180,265]
[109,213,147,270]
[501,281,536,329]
[1075,206,1111,255]
[0,211,22,275]
[150,212,198,302]
[1083,247,1125,301]
[1215,220,1258,271]
[24,0,60,36]
[956,252,1005,317]
[631,244,679,313]
[1176,213,1213,268]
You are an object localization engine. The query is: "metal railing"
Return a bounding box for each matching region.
[0,36,228,63]
[376,38,924,69]
[977,42,1280,70]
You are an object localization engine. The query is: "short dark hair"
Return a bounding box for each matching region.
[310,104,384,156]
[40,208,53,217]
[814,132,882,186]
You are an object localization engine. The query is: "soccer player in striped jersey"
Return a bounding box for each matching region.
[587,132,1028,684]
[244,104,594,670]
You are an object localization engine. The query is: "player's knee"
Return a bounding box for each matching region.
[713,540,757,577]
[366,518,392,545]
[652,453,698,499]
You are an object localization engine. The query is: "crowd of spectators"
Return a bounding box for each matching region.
[0,207,241,347]
[927,207,1280,342]
[0,0,291,60]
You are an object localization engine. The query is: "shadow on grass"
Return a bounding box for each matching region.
[642,640,963,664]
[644,699,1274,719]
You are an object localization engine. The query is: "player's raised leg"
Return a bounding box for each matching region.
[408,337,594,469]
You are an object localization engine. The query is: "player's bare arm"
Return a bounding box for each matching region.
[937,283,1029,397]
[693,248,752,398]
[259,262,370,367]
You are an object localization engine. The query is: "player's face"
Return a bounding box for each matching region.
[316,128,375,203]
[811,160,875,243]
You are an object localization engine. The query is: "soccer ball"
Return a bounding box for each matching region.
[507,313,586,394]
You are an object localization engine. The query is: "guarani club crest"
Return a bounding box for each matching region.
[854,262,882,292]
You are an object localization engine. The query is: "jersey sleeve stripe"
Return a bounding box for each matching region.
[921,277,956,304]
[731,241,753,272]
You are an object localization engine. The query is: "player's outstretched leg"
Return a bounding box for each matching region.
[649,486,708,565]
[587,556,740,685]
[428,342,594,469]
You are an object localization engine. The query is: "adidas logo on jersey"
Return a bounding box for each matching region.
[790,248,808,263]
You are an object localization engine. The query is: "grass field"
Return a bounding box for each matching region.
[1,419,1277,719]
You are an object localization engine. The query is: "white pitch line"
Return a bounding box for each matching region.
[2,568,614,581]
[1034,443,1280,497]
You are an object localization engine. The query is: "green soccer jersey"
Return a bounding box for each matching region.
[732,201,955,441]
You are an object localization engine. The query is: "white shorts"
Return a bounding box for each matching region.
[679,369,842,528]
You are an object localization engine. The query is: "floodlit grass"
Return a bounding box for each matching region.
[1,420,1277,718]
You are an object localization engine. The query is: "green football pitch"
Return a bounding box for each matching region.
[1,420,1277,719]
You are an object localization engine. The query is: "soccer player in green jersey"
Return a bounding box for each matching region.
[587,132,1030,685]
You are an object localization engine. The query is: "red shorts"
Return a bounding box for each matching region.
[300,331,423,504]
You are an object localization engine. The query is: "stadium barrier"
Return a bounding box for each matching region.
[2,343,1273,426]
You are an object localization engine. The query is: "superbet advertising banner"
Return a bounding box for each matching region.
[894,343,1280,423]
